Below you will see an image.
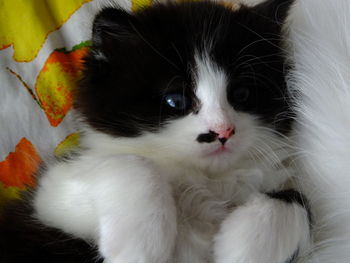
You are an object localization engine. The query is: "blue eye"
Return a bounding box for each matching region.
[165,94,190,110]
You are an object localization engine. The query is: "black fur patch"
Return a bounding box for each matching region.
[0,193,102,263]
[76,0,294,137]
[197,131,218,143]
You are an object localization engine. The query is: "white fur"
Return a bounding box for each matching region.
[33,53,306,262]
[35,154,177,263]
[288,0,350,262]
[195,53,235,133]
[214,194,310,263]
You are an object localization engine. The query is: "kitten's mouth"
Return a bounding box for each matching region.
[206,145,230,156]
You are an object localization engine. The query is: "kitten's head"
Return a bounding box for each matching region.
[76,0,294,171]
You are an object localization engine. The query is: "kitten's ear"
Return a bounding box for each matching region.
[252,0,294,25]
[92,8,137,50]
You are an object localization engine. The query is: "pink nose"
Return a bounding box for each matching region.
[215,127,235,139]
[211,127,235,145]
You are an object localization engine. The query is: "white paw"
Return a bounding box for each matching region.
[99,206,177,263]
[91,155,177,263]
[214,192,311,263]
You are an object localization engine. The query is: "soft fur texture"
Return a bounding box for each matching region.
[0,1,315,263]
[0,196,102,263]
[288,0,350,262]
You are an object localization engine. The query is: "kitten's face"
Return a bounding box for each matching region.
[77,0,293,171]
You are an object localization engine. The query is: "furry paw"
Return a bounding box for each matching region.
[93,155,177,263]
[100,219,176,263]
[214,191,311,263]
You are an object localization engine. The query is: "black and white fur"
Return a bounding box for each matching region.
[0,1,311,262]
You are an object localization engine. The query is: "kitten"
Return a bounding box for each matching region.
[0,1,311,263]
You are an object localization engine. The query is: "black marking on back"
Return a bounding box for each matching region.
[0,193,102,263]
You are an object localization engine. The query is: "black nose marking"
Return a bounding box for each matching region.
[197,131,218,143]
[218,137,227,145]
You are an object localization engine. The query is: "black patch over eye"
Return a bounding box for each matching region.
[232,87,250,103]
[165,94,190,110]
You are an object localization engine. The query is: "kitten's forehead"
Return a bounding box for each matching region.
[194,53,228,108]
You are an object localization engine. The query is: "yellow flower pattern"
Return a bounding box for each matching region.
[0,0,91,62]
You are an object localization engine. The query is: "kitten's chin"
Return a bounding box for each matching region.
[192,149,243,173]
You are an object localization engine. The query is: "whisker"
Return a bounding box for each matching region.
[238,23,284,51]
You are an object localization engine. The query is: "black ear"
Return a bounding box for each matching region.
[92,8,137,50]
[252,0,294,25]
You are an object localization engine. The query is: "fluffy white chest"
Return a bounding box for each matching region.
[141,160,291,262]
[34,148,293,263]
[169,170,237,262]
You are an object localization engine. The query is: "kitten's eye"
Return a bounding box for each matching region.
[232,87,250,103]
[165,94,190,110]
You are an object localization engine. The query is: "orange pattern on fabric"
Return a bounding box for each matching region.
[35,42,90,127]
[0,0,91,62]
[0,138,41,188]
